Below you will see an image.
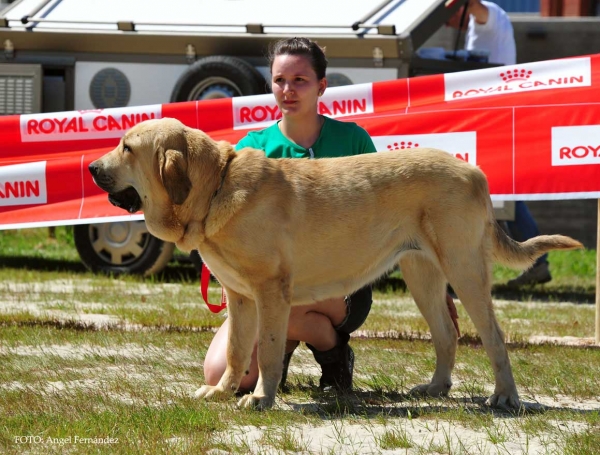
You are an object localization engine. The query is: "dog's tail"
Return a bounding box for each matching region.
[492,222,583,269]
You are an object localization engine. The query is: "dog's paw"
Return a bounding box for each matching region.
[194,385,233,402]
[409,382,451,398]
[485,392,521,410]
[237,393,275,410]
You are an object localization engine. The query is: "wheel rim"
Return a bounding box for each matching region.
[187,77,242,100]
[88,221,150,266]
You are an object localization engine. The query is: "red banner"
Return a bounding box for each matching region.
[1,54,600,229]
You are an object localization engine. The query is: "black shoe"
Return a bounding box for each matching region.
[507,262,552,288]
[447,284,457,299]
[307,331,354,392]
[279,350,294,391]
[321,344,354,392]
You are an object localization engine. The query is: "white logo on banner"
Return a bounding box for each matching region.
[371,132,477,165]
[444,57,591,101]
[232,84,374,130]
[20,105,162,142]
[0,161,47,206]
[551,125,600,166]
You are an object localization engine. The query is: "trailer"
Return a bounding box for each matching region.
[0,0,500,275]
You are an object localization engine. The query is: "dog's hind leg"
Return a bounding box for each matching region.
[445,252,520,410]
[195,287,257,402]
[237,279,292,410]
[400,253,458,398]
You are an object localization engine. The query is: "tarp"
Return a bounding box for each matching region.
[1,53,600,230]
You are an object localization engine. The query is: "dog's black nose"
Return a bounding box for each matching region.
[89,162,100,177]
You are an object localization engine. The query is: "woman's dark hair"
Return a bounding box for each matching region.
[268,37,328,80]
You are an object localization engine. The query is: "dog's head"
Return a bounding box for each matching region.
[89,118,194,216]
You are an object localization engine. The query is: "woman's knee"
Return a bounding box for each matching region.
[203,321,229,386]
[203,361,224,386]
[203,343,227,386]
[203,350,259,391]
[203,319,260,390]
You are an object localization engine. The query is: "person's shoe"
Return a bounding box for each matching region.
[307,331,354,392]
[279,340,300,391]
[507,262,552,287]
[446,284,457,299]
[279,350,294,391]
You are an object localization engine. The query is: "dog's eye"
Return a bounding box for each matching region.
[123,144,132,153]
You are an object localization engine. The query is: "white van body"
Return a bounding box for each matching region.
[1,0,486,113]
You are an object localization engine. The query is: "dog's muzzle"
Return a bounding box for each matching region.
[89,161,142,214]
[88,161,115,192]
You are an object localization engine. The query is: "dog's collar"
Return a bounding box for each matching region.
[197,154,234,238]
[213,156,232,200]
[204,155,233,220]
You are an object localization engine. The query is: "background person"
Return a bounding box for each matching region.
[447,0,551,286]
[202,37,375,393]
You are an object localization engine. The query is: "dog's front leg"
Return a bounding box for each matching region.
[195,288,257,402]
[237,282,291,410]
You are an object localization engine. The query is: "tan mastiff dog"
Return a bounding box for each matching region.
[89,118,582,410]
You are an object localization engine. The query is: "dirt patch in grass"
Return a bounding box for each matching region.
[1,279,599,454]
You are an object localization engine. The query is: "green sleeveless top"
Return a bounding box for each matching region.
[235,116,376,158]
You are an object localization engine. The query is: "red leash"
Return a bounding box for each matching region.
[446,293,461,338]
[200,262,227,313]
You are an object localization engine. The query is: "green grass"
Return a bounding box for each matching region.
[377,426,413,450]
[0,226,596,286]
[0,226,79,262]
[0,226,599,454]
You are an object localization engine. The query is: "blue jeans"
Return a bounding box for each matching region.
[505,201,548,266]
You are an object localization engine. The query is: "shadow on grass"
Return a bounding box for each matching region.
[0,256,87,273]
[0,254,199,283]
[374,276,594,304]
[491,283,594,304]
[0,254,594,303]
[284,388,600,419]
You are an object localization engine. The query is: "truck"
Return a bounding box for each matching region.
[0,0,499,275]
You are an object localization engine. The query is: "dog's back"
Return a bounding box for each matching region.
[228,148,495,301]
[228,148,581,302]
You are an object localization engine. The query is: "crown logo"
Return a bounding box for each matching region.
[500,68,532,82]
[387,141,419,151]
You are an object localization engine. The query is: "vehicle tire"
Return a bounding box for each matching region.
[170,55,269,101]
[74,221,175,276]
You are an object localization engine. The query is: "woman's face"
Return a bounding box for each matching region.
[271,54,327,119]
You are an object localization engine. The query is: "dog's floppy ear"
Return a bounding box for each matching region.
[157,133,192,205]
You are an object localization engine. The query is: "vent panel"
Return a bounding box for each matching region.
[0,64,42,115]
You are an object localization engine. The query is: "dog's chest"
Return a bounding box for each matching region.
[199,250,254,298]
